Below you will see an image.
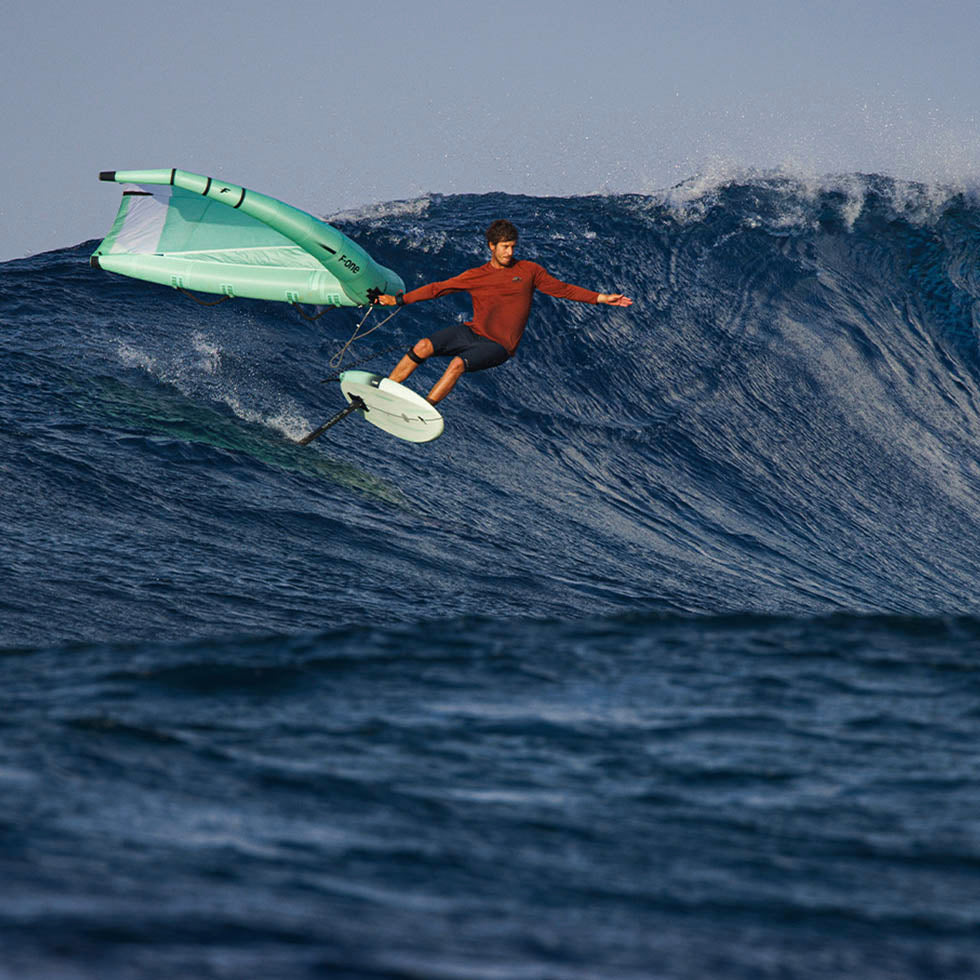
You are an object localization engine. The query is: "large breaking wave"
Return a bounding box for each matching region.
[3,171,980,645]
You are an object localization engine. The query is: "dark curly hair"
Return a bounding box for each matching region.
[485,220,519,245]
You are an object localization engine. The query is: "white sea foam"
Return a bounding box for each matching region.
[219,391,311,442]
[627,164,978,234]
[327,196,435,224]
[116,341,159,375]
[191,332,222,375]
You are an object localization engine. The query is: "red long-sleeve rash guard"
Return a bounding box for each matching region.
[401,260,599,356]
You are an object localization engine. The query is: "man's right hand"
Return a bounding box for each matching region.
[373,294,397,306]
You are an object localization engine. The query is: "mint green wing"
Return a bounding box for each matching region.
[92,169,404,307]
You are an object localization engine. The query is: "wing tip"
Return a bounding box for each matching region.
[99,171,117,182]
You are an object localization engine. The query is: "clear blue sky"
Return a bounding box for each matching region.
[2,0,978,261]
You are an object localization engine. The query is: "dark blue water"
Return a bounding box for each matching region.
[3,172,980,977]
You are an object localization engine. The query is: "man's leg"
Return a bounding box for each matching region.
[426,356,465,404]
[389,338,434,383]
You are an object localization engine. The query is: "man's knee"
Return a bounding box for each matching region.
[412,338,434,360]
[448,356,466,376]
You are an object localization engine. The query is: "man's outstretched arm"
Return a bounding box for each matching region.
[532,266,631,307]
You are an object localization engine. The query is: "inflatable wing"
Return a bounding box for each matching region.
[91,169,404,307]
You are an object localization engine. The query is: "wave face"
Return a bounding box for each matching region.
[3,173,980,978]
[7,174,980,641]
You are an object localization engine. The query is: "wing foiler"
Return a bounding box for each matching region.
[91,168,405,306]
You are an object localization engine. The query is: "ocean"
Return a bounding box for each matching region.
[3,171,980,977]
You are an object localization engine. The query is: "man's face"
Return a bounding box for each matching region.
[489,239,517,268]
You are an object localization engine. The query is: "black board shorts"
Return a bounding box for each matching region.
[428,324,510,373]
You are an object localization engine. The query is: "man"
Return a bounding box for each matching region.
[373,220,632,404]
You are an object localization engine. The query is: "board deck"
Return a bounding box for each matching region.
[339,370,444,443]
